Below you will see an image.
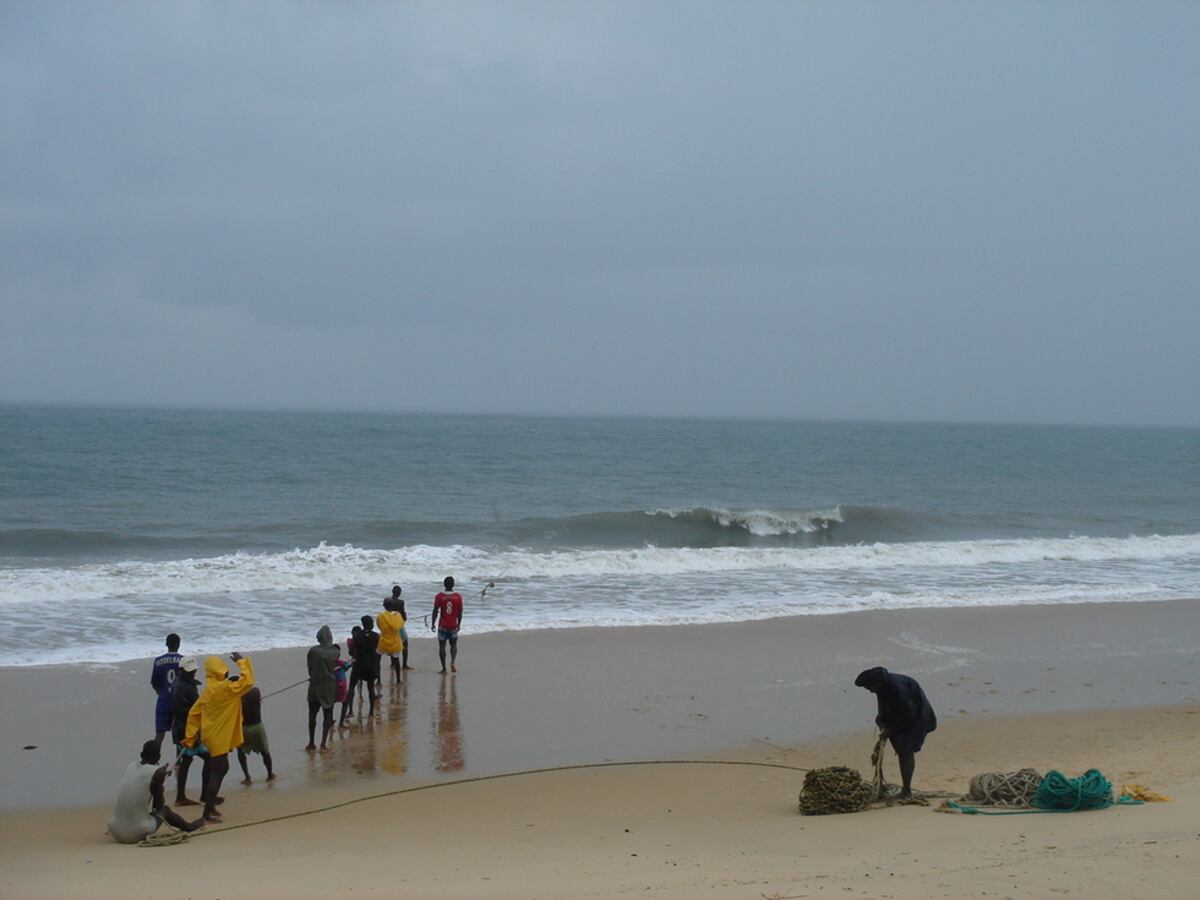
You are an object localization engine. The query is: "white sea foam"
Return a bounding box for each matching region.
[1,533,1196,665]
[1,533,1197,605]
[2,578,1189,668]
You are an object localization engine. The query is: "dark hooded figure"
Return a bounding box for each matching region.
[854,666,937,798]
[306,625,339,752]
[170,657,204,806]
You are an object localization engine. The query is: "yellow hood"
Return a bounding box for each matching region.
[205,656,230,681]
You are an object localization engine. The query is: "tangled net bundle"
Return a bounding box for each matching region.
[797,766,876,815]
[797,737,927,815]
[965,768,1044,807]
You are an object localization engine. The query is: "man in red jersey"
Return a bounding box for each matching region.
[430,576,464,673]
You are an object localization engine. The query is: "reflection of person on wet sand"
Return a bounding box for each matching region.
[435,675,464,772]
[381,677,409,775]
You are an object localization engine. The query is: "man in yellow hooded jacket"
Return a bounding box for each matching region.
[377,601,405,685]
[183,652,254,822]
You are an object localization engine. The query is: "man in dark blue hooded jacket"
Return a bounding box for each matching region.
[855,666,937,798]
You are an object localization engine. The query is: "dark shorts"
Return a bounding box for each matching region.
[351,665,378,683]
[437,628,460,642]
[155,704,173,733]
[308,699,334,714]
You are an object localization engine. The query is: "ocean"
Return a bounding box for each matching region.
[1,407,1197,666]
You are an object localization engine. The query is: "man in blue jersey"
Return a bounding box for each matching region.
[151,633,183,751]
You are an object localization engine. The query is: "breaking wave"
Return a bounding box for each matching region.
[2,532,1198,606]
[0,504,986,559]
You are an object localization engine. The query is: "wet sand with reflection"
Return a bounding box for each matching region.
[1,599,1197,812]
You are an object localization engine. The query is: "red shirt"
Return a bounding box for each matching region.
[433,592,464,631]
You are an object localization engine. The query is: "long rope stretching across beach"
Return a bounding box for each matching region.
[182,759,811,840]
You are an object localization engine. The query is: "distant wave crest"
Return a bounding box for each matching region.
[648,506,843,536]
[495,503,929,547]
[0,504,961,557]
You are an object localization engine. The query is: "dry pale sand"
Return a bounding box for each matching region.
[1,599,1198,898]
[0,704,1197,899]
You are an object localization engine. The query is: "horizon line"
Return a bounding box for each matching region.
[1,399,1197,431]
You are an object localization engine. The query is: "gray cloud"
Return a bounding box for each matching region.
[3,1,1198,424]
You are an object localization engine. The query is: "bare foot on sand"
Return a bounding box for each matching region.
[176,797,200,807]
[241,777,252,785]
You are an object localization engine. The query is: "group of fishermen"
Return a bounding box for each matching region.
[109,641,258,842]
[108,578,468,844]
[305,578,464,752]
[108,580,939,844]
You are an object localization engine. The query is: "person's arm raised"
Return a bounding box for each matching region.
[228,653,255,695]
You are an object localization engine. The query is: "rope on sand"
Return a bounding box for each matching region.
[939,768,1148,815]
[138,828,190,847]
[177,758,811,842]
[965,769,1044,808]
[1033,768,1116,811]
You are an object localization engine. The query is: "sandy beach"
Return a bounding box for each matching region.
[2,598,1198,898]
[7,0,1200,895]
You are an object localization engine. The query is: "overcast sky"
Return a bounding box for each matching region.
[2,2,1197,426]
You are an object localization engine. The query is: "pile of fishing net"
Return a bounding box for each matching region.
[797,741,1171,817]
[797,737,936,815]
[797,766,877,815]
[939,768,1172,815]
